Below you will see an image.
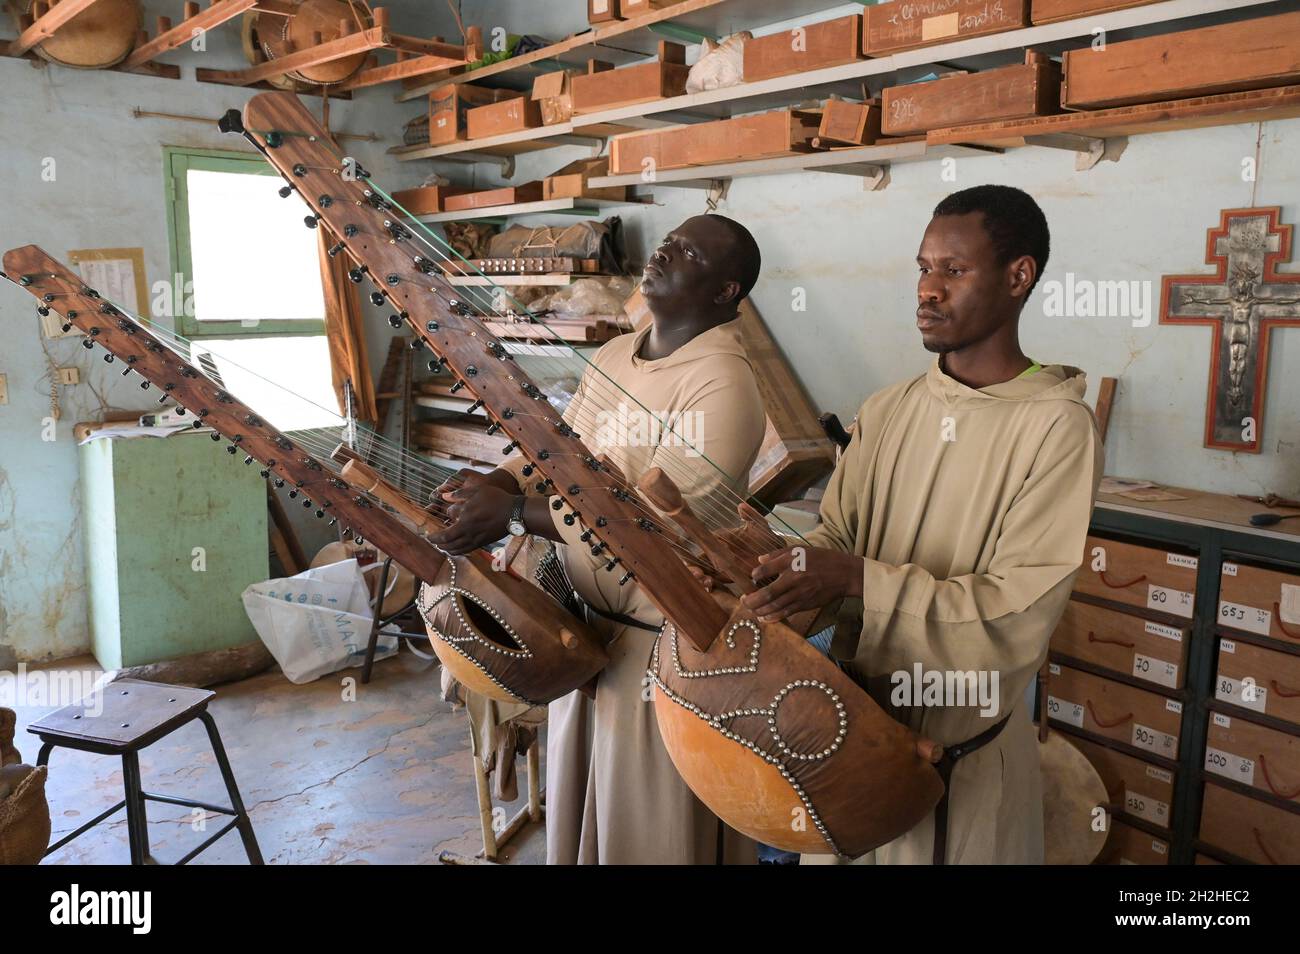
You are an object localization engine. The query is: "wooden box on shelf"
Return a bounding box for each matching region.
[863,0,1029,55]
[532,70,574,126]
[571,42,690,114]
[741,14,863,82]
[1073,534,1198,620]
[390,185,470,216]
[815,98,882,147]
[1199,781,1300,864]
[1204,710,1300,807]
[542,157,628,201]
[1030,0,1162,24]
[588,0,623,24]
[1218,557,1300,647]
[1098,819,1170,864]
[1070,734,1175,830]
[1214,635,1300,728]
[466,95,543,139]
[881,51,1061,135]
[429,83,512,145]
[1051,597,1188,691]
[442,182,545,212]
[609,107,821,175]
[1046,663,1183,759]
[1061,10,1300,109]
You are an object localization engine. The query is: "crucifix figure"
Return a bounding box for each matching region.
[1160,207,1300,452]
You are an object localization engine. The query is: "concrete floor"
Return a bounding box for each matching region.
[8,651,546,865]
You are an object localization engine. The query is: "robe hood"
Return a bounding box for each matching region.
[625,316,753,374]
[925,357,1090,408]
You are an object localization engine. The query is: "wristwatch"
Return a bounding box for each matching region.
[506,495,527,537]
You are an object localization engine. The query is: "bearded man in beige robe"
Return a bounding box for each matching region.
[431,214,767,864]
[743,185,1103,865]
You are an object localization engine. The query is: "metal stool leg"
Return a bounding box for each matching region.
[121,751,150,865]
[36,741,53,767]
[197,711,264,864]
[361,558,394,685]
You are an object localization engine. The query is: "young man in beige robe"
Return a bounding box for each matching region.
[431,214,767,864]
[743,185,1103,865]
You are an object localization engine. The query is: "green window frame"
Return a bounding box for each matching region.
[164,146,326,339]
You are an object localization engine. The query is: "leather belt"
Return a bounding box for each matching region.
[931,712,1012,865]
[580,598,662,634]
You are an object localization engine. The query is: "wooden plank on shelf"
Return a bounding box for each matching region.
[608,108,821,175]
[1031,0,1163,23]
[414,419,507,464]
[863,0,1029,55]
[6,0,104,57]
[926,83,1300,147]
[881,52,1060,136]
[196,25,390,87]
[124,0,259,69]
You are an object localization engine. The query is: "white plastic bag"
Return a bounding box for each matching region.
[241,559,399,685]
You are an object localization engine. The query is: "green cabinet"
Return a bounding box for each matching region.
[79,431,268,669]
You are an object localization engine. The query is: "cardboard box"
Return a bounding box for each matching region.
[1030,0,1161,25]
[1062,10,1300,110]
[442,182,545,213]
[542,157,628,201]
[882,53,1061,135]
[571,42,689,114]
[428,83,511,145]
[389,185,470,216]
[588,0,623,24]
[742,14,863,83]
[815,98,881,146]
[610,108,821,175]
[466,96,543,140]
[864,0,1029,55]
[532,70,574,126]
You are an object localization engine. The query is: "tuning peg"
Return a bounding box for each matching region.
[449,380,465,394]
[407,339,422,351]
[288,489,298,499]
[278,184,295,198]
[485,421,502,436]
[550,498,563,511]
[344,224,359,238]
[579,530,593,543]
[158,393,170,405]
[369,291,384,306]
[260,468,271,478]
[292,163,307,177]
[427,358,444,373]
[140,381,150,390]
[102,353,114,364]
[521,464,534,477]
[355,535,365,546]
[302,499,312,508]
[315,509,325,519]
[265,131,283,149]
[191,420,204,430]
[605,559,618,571]
[327,242,345,257]
[174,406,185,415]
[304,215,320,229]
[563,513,578,526]
[348,266,367,284]
[244,456,254,465]
[318,195,334,208]
[210,432,222,442]
[81,339,94,350]
[387,314,402,328]
[61,323,73,333]
[226,445,238,455]
[328,518,337,527]
[37,305,49,316]
[590,542,606,556]
[502,441,519,455]
[274,478,285,489]
[618,572,634,586]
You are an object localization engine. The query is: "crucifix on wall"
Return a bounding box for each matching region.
[1160,207,1300,453]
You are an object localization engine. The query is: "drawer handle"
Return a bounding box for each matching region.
[1258,754,1300,799]
[1273,679,1300,699]
[1099,570,1147,589]
[1275,603,1300,640]
[1086,699,1134,729]
[1088,630,1136,649]
[1253,828,1279,865]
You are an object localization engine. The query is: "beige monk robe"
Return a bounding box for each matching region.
[801,358,1103,865]
[501,317,767,864]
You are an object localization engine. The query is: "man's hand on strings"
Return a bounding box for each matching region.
[740,546,863,623]
[427,471,516,556]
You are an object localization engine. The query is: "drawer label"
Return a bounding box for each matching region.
[1133,653,1179,688]
[1049,662,1061,676]
[921,12,959,40]
[1214,674,1268,713]
[1222,562,1238,576]
[1148,584,1193,618]
[1124,789,1170,826]
[1165,699,1183,714]
[1132,722,1177,756]
[1205,746,1255,786]
[1220,639,1236,654]
[1145,620,1183,642]
[1145,765,1173,784]
[1212,712,1232,728]
[1047,694,1084,728]
[1152,840,1168,856]
[1219,600,1272,636]
[1282,583,1300,626]
[1166,553,1198,569]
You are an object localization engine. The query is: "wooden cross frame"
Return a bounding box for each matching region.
[1159,207,1300,453]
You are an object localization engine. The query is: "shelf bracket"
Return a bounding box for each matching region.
[428,152,516,177]
[1023,133,1112,171]
[809,161,889,191]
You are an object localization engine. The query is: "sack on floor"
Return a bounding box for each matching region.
[241,559,399,685]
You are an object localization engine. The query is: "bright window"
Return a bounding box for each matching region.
[164,147,339,430]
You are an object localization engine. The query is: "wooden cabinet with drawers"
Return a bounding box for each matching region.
[1214,636,1300,727]
[1199,781,1300,865]
[1218,559,1300,644]
[1047,663,1182,760]
[1052,599,1189,690]
[1098,819,1170,865]
[1204,711,1300,806]
[1074,534,1198,619]
[1070,735,1175,830]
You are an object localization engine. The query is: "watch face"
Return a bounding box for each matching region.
[508,519,527,537]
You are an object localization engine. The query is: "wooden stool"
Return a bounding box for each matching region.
[28,679,263,865]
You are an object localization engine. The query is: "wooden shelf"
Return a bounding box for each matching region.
[588,139,985,188]
[412,196,649,224]
[391,122,605,161]
[390,0,1278,172]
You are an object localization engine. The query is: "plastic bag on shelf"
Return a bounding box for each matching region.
[687,32,751,93]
